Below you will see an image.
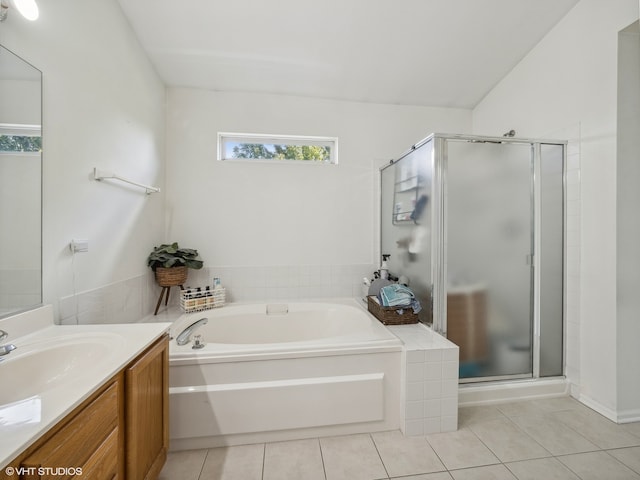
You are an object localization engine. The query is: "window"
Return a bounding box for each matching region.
[0,124,41,153]
[218,132,338,164]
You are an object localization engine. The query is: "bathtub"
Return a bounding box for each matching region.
[168,298,403,449]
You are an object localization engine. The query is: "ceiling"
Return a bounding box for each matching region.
[118,0,579,109]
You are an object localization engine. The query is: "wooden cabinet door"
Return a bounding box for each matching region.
[125,335,169,480]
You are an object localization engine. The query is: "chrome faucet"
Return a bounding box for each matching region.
[176,318,208,346]
[0,330,16,357]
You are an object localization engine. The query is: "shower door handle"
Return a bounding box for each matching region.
[525,254,534,266]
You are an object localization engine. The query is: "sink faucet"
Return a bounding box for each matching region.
[176,318,208,346]
[0,330,16,357]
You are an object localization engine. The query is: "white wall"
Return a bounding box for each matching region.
[165,89,470,301]
[616,21,640,420]
[473,0,639,420]
[0,0,166,321]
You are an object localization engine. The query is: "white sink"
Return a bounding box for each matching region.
[0,332,122,405]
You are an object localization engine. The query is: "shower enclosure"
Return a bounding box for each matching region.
[380,133,565,382]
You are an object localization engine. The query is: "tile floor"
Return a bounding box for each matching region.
[159,397,640,480]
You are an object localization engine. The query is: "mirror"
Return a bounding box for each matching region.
[0,44,42,318]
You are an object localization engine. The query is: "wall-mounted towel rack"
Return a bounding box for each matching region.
[93,167,160,194]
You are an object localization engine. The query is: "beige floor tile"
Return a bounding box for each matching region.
[391,473,453,480]
[510,413,599,455]
[624,422,640,439]
[505,457,581,480]
[263,438,325,480]
[450,464,517,480]
[158,449,207,480]
[495,397,581,418]
[320,433,388,480]
[531,397,586,413]
[495,400,549,418]
[552,409,640,449]
[152,403,640,480]
[558,451,640,480]
[469,418,550,462]
[458,405,508,428]
[608,447,640,475]
[426,428,500,470]
[372,430,445,477]
[199,444,264,480]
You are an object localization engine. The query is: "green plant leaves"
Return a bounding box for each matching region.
[147,243,203,270]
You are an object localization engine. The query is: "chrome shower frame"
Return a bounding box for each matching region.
[381,132,568,385]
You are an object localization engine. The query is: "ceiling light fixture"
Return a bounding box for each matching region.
[0,0,39,22]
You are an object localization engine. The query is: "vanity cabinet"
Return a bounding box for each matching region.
[1,334,168,480]
[125,336,169,480]
[20,376,124,479]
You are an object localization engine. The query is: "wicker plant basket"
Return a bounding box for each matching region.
[367,295,419,325]
[155,266,188,287]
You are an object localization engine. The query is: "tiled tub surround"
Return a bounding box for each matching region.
[388,323,460,436]
[187,264,377,303]
[57,264,375,324]
[58,272,160,325]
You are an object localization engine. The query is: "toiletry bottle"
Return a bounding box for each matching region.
[205,285,213,307]
[213,277,224,306]
[380,254,390,280]
[195,287,205,307]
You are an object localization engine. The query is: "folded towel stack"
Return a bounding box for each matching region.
[378,284,422,314]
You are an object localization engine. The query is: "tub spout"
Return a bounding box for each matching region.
[0,343,16,356]
[0,330,16,358]
[176,318,208,346]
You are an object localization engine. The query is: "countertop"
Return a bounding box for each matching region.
[0,305,170,469]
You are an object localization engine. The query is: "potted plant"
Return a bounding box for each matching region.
[147,242,203,287]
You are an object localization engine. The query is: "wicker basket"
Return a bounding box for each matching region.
[367,295,419,325]
[180,287,226,313]
[155,266,188,287]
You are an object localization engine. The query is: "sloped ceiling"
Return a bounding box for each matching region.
[118,0,579,108]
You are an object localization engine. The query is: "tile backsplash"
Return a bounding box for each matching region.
[58,273,158,325]
[58,263,376,325]
[189,264,376,303]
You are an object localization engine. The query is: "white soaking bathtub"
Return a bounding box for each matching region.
[168,298,403,449]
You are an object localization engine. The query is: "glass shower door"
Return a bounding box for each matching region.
[380,140,434,325]
[445,140,534,380]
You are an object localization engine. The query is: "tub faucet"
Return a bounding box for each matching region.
[0,330,16,357]
[176,318,208,346]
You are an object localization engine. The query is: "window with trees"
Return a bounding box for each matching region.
[0,124,41,153]
[218,133,338,164]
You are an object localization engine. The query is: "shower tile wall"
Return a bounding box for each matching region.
[58,264,376,324]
